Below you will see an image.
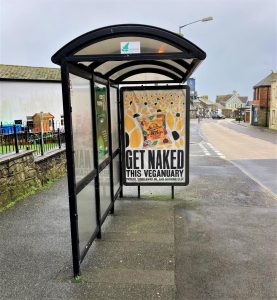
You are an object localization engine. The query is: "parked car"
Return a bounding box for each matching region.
[212,114,225,119]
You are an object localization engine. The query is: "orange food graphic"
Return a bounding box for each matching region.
[130,128,142,148]
[125,115,136,132]
[124,90,186,149]
[166,112,174,131]
[139,114,172,148]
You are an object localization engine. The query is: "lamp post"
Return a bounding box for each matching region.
[179,16,213,34]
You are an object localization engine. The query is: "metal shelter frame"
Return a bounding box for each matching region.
[52,24,206,277]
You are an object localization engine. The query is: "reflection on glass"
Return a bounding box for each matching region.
[77,181,96,252]
[99,168,111,218]
[110,87,119,151]
[95,83,109,163]
[113,154,120,194]
[70,74,94,182]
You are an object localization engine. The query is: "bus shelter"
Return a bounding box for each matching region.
[51,24,206,277]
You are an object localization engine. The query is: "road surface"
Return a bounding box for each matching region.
[198,119,277,196]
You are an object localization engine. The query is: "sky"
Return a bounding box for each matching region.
[0,0,276,101]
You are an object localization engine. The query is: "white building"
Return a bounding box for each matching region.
[225,93,246,109]
[0,64,64,129]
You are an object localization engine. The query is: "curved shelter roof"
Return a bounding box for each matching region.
[52,24,206,84]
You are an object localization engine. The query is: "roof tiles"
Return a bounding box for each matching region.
[0,64,61,81]
[253,72,277,88]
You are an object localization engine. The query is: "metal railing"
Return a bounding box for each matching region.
[0,126,65,157]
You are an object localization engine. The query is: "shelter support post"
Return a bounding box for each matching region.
[117,88,123,198]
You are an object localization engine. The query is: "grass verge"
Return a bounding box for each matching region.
[0,174,66,213]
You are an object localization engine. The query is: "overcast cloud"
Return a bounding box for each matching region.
[0,0,276,100]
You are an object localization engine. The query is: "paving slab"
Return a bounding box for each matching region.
[79,239,174,270]
[39,281,176,300]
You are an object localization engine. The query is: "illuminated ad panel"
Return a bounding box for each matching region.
[121,86,189,185]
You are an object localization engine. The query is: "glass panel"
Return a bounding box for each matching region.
[96,60,187,77]
[77,60,190,77]
[78,62,93,66]
[161,60,188,73]
[99,167,111,218]
[122,73,173,82]
[75,37,181,55]
[110,87,119,151]
[113,154,120,194]
[95,82,109,163]
[111,65,182,81]
[95,61,126,75]
[70,74,94,182]
[77,181,96,252]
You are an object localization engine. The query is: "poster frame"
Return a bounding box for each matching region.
[120,84,190,186]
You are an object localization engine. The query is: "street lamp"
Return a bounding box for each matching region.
[179,16,213,34]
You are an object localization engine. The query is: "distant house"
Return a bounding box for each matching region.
[0,64,64,130]
[225,94,247,109]
[252,72,277,127]
[216,91,248,118]
[215,102,224,115]
[197,96,217,118]
[191,96,217,118]
[32,112,55,132]
[244,100,253,123]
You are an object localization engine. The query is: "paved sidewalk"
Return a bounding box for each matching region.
[0,123,276,299]
[231,119,277,134]
[231,120,249,127]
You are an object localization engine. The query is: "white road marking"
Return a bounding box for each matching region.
[192,141,227,159]
[206,142,226,158]
[199,142,211,156]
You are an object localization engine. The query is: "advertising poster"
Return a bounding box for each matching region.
[122,86,188,185]
[95,83,109,162]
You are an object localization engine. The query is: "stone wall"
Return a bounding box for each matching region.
[36,149,67,185]
[0,149,66,208]
[257,108,269,127]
